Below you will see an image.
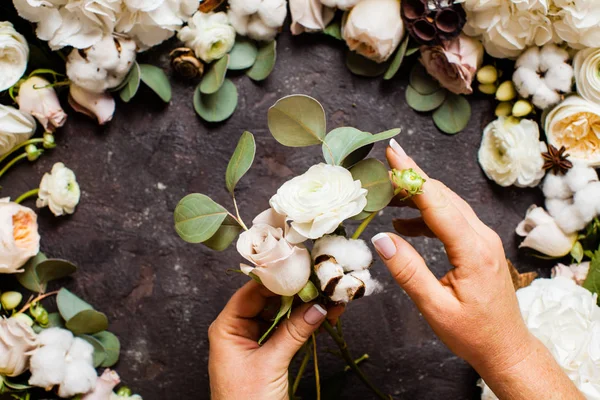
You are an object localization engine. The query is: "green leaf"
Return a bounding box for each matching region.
[433,94,471,135]
[228,39,258,70]
[80,334,107,367]
[350,159,394,212]
[93,331,121,367]
[384,35,409,80]
[1,377,32,391]
[247,40,276,81]
[226,131,256,194]
[36,259,77,285]
[194,79,238,123]
[57,288,93,321]
[268,95,327,147]
[203,215,243,251]
[324,20,342,40]
[406,47,420,56]
[351,210,372,221]
[405,86,447,112]
[119,62,141,103]
[17,252,47,293]
[341,143,374,169]
[200,55,229,94]
[46,312,65,329]
[139,64,172,102]
[65,309,109,335]
[323,128,401,166]
[409,64,440,95]
[345,51,388,77]
[583,249,600,304]
[174,194,229,243]
[258,296,294,345]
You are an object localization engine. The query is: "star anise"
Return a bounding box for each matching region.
[542,145,573,175]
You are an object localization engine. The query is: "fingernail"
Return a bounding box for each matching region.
[371,233,397,260]
[304,304,327,325]
[389,139,407,157]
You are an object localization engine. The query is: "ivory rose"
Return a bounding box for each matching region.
[0,318,38,377]
[574,48,600,105]
[0,22,29,92]
[420,34,484,95]
[0,105,36,157]
[0,199,40,274]
[516,205,577,258]
[342,0,405,63]
[237,209,312,296]
[178,12,236,63]
[37,163,81,217]
[68,85,116,125]
[17,76,67,133]
[289,0,335,35]
[269,163,367,240]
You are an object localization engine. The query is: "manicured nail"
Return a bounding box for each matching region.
[371,233,397,260]
[389,139,407,157]
[304,304,327,325]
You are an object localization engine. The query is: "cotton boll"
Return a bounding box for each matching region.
[554,204,587,234]
[29,347,67,389]
[515,47,540,70]
[247,15,278,41]
[544,64,574,93]
[228,10,249,36]
[330,274,364,303]
[312,236,373,272]
[67,337,94,364]
[314,260,344,293]
[543,173,572,200]
[532,84,561,110]
[57,360,97,398]
[228,0,261,15]
[257,0,287,29]
[566,166,599,193]
[574,182,600,222]
[513,68,543,98]
[350,270,382,297]
[37,327,73,350]
[539,43,570,72]
[546,198,573,218]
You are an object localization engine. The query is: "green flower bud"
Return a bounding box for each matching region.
[512,100,534,118]
[43,132,56,149]
[495,102,513,117]
[478,83,497,95]
[496,81,516,102]
[477,65,498,85]
[25,144,43,162]
[30,302,49,326]
[1,291,22,311]
[11,313,34,327]
[392,168,426,196]
[298,281,319,303]
[117,387,133,397]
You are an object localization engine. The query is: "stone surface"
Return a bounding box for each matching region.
[1,33,549,399]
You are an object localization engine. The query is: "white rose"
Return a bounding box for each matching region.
[574,48,600,105]
[269,163,367,240]
[0,199,40,274]
[0,318,37,377]
[545,96,600,167]
[178,12,236,63]
[516,205,577,258]
[478,117,547,188]
[237,208,312,296]
[342,0,405,63]
[0,22,29,92]
[17,76,67,133]
[0,105,36,157]
[320,0,360,10]
[37,163,81,217]
[66,36,137,94]
[68,85,116,126]
[289,0,335,35]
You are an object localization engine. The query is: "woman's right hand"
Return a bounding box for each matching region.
[370,140,583,399]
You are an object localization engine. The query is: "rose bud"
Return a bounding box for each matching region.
[0,199,40,274]
[170,48,204,79]
[81,369,120,400]
[68,84,115,125]
[516,205,577,257]
[17,76,67,133]
[290,0,335,35]
[392,168,426,196]
[0,318,37,377]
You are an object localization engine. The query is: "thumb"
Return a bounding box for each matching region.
[261,303,327,365]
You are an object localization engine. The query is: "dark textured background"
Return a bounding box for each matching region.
[1,29,550,400]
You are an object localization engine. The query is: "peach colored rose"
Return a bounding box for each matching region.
[0,199,40,273]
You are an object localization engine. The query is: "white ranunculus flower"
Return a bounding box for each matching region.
[228,0,288,41]
[574,48,600,105]
[516,205,577,258]
[342,0,405,63]
[0,199,40,274]
[17,76,67,133]
[0,22,29,92]
[178,12,236,63]
[269,163,367,240]
[0,105,36,157]
[545,96,600,167]
[0,318,38,377]
[68,85,116,126]
[37,163,81,217]
[478,117,547,188]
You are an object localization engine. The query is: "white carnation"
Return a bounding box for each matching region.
[178,12,236,63]
[312,235,373,272]
[228,0,287,41]
[0,22,29,92]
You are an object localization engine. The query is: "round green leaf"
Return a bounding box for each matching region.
[247,40,276,81]
[409,64,440,95]
[226,131,256,194]
[57,288,93,321]
[200,55,229,94]
[80,334,107,367]
[194,79,238,123]
[174,194,229,243]
[228,39,258,70]
[119,62,141,103]
[323,128,401,166]
[203,215,243,252]
[139,64,172,103]
[36,259,77,285]
[268,95,326,147]
[433,94,472,135]
[17,252,47,293]
[93,331,121,367]
[405,86,447,112]
[351,210,372,221]
[350,159,394,212]
[345,51,388,77]
[46,312,65,329]
[384,36,409,81]
[65,309,109,335]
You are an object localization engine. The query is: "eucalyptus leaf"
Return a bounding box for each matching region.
[228,39,258,70]
[350,158,394,212]
[433,94,471,135]
[409,64,440,95]
[351,210,372,221]
[258,295,294,345]
[174,194,229,243]
[324,20,342,40]
[268,95,326,147]
[194,79,238,123]
[119,62,141,103]
[80,334,107,367]
[36,259,77,285]
[65,309,109,335]
[139,64,172,102]
[346,51,388,77]
[583,249,600,303]
[57,288,93,321]
[17,252,47,293]
[47,312,65,329]
[226,131,256,194]
[203,215,243,251]
[247,40,276,81]
[94,331,121,367]
[406,47,420,56]
[405,86,447,112]
[384,35,409,81]
[200,55,229,94]
[323,128,401,165]
[341,143,374,169]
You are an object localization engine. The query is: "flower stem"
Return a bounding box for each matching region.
[352,211,378,240]
[312,333,321,400]
[14,188,39,204]
[344,354,370,371]
[18,291,59,314]
[0,139,44,165]
[232,196,249,231]
[292,345,311,396]
[323,321,391,400]
[0,153,28,181]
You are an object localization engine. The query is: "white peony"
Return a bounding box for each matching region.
[16,76,67,133]
[228,0,287,41]
[0,199,40,274]
[574,48,600,105]
[29,328,97,398]
[551,0,600,50]
[177,12,236,63]
[0,22,29,92]
[0,318,38,377]
[37,163,81,217]
[66,36,137,94]
[0,104,36,157]
[269,164,367,240]
[478,117,547,188]
[516,205,577,258]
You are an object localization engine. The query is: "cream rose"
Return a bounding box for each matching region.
[545,96,600,167]
[478,117,547,188]
[0,22,29,92]
[420,34,484,95]
[237,208,312,296]
[342,0,405,63]
[516,205,577,258]
[178,12,236,63]
[0,318,38,377]
[269,163,367,240]
[37,163,81,217]
[0,199,40,273]
[17,76,67,133]
[574,48,600,105]
[289,0,335,35]
[0,105,36,157]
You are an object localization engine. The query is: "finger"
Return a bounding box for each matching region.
[326,305,345,325]
[261,303,327,365]
[393,217,436,238]
[223,281,278,320]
